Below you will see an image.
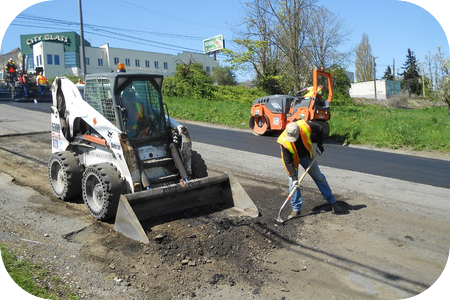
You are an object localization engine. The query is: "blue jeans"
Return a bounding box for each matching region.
[288,156,335,211]
[38,85,46,98]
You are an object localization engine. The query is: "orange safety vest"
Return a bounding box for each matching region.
[37,75,48,85]
[304,85,323,98]
[277,120,313,172]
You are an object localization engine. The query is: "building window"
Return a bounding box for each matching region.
[98,58,103,66]
[154,61,159,68]
[36,55,42,66]
[163,62,168,69]
[47,54,53,65]
[145,60,150,68]
[125,58,130,66]
[64,52,76,68]
[135,59,140,67]
[54,55,60,65]
[114,57,120,65]
[85,57,90,66]
[206,66,210,74]
[25,54,34,70]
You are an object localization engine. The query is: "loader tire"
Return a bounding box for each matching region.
[48,151,83,201]
[82,163,124,221]
[191,150,208,179]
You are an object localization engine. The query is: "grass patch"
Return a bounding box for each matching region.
[330,105,450,151]
[0,244,79,300]
[165,96,250,128]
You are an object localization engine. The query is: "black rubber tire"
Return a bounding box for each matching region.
[320,121,330,138]
[82,163,124,221]
[48,151,83,201]
[191,150,208,179]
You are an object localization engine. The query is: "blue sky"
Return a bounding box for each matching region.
[0,0,448,81]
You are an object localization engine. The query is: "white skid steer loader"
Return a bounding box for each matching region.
[48,73,258,243]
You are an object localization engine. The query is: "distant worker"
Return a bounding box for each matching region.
[5,58,17,82]
[277,119,342,219]
[76,78,85,85]
[18,73,29,99]
[36,71,48,99]
[299,85,323,98]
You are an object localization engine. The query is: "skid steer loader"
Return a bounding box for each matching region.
[48,72,258,243]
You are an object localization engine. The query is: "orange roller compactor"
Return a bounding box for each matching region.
[249,69,333,137]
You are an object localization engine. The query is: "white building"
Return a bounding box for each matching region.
[20,31,218,78]
[350,80,401,100]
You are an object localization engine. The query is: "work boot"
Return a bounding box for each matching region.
[288,210,301,220]
[330,202,343,214]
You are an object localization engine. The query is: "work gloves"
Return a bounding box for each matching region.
[290,176,299,188]
[317,145,325,155]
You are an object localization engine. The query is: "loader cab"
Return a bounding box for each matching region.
[116,76,168,141]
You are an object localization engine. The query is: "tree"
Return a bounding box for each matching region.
[424,46,450,97]
[305,6,352,70]
[400,48,421,96]
[382,66,394,80]
[226,0,351,93]
[212,66,237,86]
[439,75,450,115]
[355,33,373,82]
[266,0,319,91]
[223,39,284,94]
[330,65,353,106]
[225,0,284,93]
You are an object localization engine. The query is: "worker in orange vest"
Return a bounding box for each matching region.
[5,58,17,83]
[36,71,48,99]
[277,119,342,219]
[18,73,29,99]
[121,86,146,139]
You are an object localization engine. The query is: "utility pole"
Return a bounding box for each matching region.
[78,0,87,80]
[373,57,377,100]
[393,58,396,96]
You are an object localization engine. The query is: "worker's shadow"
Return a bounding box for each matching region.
[309,201,366,216]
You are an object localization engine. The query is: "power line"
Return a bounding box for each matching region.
[12,14,203,53]
[16,14,203,40]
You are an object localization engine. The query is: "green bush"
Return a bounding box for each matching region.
[162,61,266,104]
[163,63,214,99]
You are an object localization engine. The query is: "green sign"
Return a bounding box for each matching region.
[203,35,225,53]
[20,31,91,55]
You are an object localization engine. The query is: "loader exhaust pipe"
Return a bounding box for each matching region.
[114,173,259,243]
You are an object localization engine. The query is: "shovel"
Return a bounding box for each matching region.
[276,151,320,223]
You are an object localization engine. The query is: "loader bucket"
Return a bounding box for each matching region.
[114,173,259,243]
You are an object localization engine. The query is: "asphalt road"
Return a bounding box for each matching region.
[3,100,450,189]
